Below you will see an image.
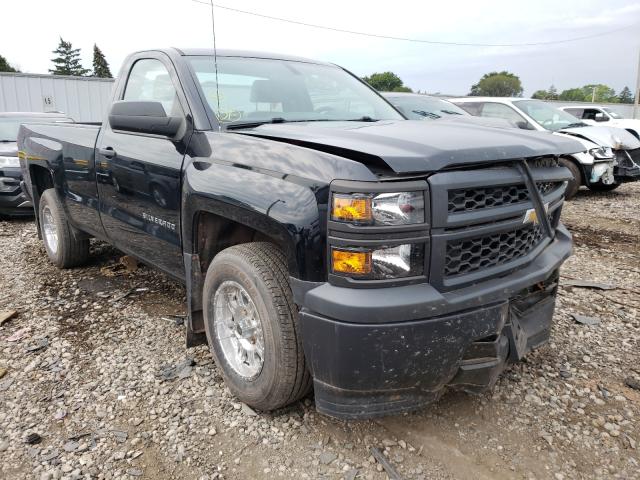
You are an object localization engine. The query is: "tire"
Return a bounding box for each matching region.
[588,182,621,192]
[203,242,311,411]
[38,189,90,268]
[559,158,582,200]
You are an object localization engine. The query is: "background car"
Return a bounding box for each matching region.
[558,105,640,140]
[383,92,512,128]
[0,112,73,217]
[450,97,640,198]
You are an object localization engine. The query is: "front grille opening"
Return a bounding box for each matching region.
[445,223,545,277]
[448,182,562,214]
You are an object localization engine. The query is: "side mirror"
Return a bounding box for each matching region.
[594,112,608,122]
[109,101,182,136]
[515,121,536,130]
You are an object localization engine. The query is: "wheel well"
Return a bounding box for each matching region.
[560,156,585,185]
[625,128,639,140]
[194,211,274,275]
[29,165,54,210]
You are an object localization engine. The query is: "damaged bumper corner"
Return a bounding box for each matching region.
[293,226,572,419]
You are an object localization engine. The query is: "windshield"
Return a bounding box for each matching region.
[513,100,582,131]
[385,95,467,120]
[188,56,403,125]
[0,117,72,142]
[603,107,623,119]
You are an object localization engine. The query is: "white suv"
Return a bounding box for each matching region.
[558,105,640,140]
[450,98,640,199]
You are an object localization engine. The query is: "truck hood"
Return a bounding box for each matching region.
[238,120,583,174]
[0,141,18,157]
[558,125,640,150]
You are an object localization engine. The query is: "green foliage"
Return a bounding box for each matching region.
[469,71,523,97]
[581,84,617,103]
[531,85,558,100]
[92,44,112,78]
[0,54,19,72]
[618,86,634,104]
[558,88,587,101]
[362,72,412,92]
[49,37,89,76]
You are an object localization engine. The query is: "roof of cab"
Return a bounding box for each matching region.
[171,48,333,66]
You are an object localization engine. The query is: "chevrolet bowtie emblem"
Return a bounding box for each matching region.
[523,203,549,225]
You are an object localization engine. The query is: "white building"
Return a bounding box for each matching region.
[0,72,115,122]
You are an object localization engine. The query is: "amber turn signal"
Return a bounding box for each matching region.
[331,248,372,275]
[331,194,372,223]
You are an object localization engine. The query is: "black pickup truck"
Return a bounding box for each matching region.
[18,48,582,419]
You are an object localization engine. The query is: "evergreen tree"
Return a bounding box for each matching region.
[0,54,18,73]
[618,86,634,104]
[92,44,112,78]
[546,85,558,100]
[49,37,89,76]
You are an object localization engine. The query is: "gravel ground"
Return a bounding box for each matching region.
[1,182,639,480]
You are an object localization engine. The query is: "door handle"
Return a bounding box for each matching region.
[98,147,116,159]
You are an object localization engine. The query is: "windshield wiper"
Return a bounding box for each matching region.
[345,116,379,122]
[0,139,16,143]
[441,110,463,115]
[225,118,342,130]
[412,110,441,119]
[564,122,588,129]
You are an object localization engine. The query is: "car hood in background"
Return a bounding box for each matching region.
[0,142,18,157]
[558,125,640,150]
[239,120,584,174]
[437,115,515,129]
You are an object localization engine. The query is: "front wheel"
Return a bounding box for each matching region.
[559,158,582,200]
[588,182,621,192]
[38,189,90,268]
[203,242,311,411]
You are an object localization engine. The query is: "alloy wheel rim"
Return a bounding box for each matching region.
[41,205,58,255]
[213,280,265,379]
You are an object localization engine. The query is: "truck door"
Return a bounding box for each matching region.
[96,54,190,278]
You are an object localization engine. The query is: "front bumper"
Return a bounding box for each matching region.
[294,225,572,419]
[614,149,640,182]
[0,168,32,216]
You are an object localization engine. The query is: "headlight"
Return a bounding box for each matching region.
[0,156,20,168]
[331,191,425,225]
[589,147,613,160]
[331,244,424,279]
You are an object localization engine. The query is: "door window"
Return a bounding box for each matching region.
[480,103,527,127]
[123,59,183,117]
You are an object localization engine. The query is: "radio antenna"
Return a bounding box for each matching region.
[209,0,222,129]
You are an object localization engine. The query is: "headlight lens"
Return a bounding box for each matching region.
[331,191,425,225]
[331,244,424,279]
[0,156,20,168]
[589,147,613,160]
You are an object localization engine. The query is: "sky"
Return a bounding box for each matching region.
[2,0,640,97]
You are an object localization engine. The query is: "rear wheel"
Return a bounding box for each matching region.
[588,182,621,192]
[203,242,311,411]
[38,189,89,268]
[559,158,582,200]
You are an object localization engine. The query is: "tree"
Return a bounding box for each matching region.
[531,85,558,100]
[0,54,18,73]
[362,72,412,92]
[581,84,617,103]
[49,37,89,76]
[469,71,523,97]
[531,90,549,100]
[559,88,587,102]
[618,86,634,104]
[92,44,112,78]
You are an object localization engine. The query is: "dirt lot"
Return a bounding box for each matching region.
[1,183,639,480]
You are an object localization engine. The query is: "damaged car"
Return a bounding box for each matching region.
[559,105,640,140]
[451,98,640,198]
